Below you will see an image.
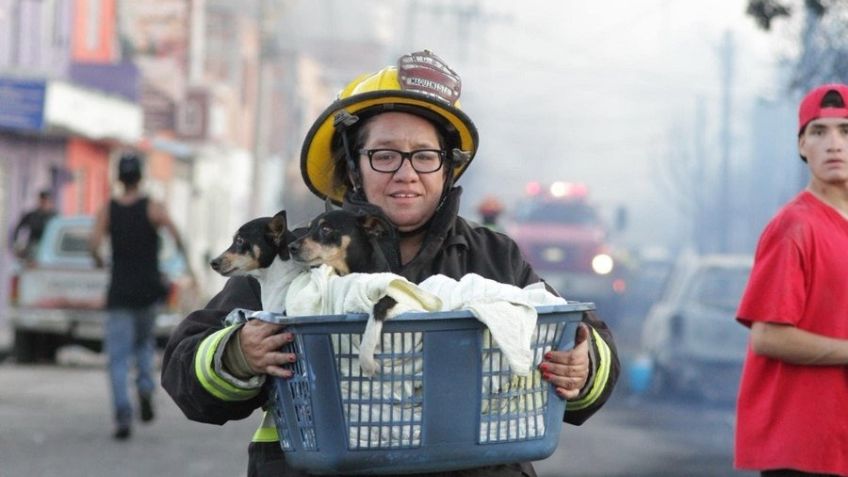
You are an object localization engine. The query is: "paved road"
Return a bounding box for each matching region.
[535,391,753,477]
[0,349,257,477]
[0,346,756,477]
[533,305,755,477]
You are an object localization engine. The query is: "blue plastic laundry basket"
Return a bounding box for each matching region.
[267,302,592,475]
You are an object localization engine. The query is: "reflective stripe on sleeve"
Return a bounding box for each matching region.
[566,327,612,411]
[194,326,262,402]
[251,410,280,443]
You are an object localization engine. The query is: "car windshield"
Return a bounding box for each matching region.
[57,226,91,256]
[691,265,751,312]
[46,219,183,275]
[512,200,599,224]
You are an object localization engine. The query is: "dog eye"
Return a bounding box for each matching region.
[235,237,245,249]
[320,225,333,239]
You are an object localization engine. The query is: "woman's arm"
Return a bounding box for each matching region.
[502,233,620,425]
[161,276,268,424]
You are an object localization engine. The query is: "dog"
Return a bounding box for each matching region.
[289,209,440,376]
[209,209,394,314]
[288,209,397,321]
[213,208,404,376]
[209,210,306,312]
[287,209,391,276]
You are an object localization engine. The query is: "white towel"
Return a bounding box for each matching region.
[285,264,440,317]
[285,264,442,376]
[285,267,566,376]
[418,275,567,375]
[282,266,568,447]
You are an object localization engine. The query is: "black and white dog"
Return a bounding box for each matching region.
[209,210,305,312]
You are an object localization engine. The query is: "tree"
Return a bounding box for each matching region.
[746,0,792,30]
[747,0,847,92]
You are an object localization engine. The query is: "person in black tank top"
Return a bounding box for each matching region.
[107,197,166,308]
[89,153,189,440]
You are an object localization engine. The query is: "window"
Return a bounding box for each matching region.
[57,226,92,257]
[691,265,751,312]
[513,200,599,225]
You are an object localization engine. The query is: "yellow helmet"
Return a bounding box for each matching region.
[300,50,479,204]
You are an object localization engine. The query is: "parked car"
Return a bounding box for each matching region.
[7,215,195,363]
[639,252,753,402]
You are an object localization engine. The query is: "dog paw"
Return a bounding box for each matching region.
[359,357,381,377]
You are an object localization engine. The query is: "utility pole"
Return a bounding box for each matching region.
[402,0,481,60]
[693,97,706,254]
[401,0,508,62]
[796,2,820,191]
[249,0,283,217]
[717,31,734,253]
[249,0,265,217]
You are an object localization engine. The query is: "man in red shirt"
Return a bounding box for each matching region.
[735,84,848,476]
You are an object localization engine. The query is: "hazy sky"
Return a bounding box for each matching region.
[387,0,785,247]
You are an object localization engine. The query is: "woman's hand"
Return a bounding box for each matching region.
[238,319,297,378]
[539,324,591,399]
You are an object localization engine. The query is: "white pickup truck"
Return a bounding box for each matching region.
[7,215,193,363]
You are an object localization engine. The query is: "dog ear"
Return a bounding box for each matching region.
[359,214,388,238]
[268,211,288,246]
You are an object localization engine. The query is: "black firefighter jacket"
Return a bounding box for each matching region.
[161,187,620,477]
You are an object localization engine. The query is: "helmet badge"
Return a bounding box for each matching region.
[398,50,462,105]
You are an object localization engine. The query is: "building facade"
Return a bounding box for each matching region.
[0,0,142,312]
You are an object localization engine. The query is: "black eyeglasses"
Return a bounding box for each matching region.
[359,148,446,174]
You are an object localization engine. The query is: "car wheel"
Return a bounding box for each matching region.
[695,364,741,405]
[648,362,672,396]
[13,329,39,364]
[651,360,691,401]
[13,330,59,364]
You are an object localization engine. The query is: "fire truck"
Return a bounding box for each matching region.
[506,181,628,323]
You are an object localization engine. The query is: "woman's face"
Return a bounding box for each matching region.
[358,112,447,232]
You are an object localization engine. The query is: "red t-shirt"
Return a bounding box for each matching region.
[735,191,848,474]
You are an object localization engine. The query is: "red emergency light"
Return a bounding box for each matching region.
[525,181,542,196]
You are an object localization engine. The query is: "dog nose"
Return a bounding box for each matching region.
[209,258,221,271]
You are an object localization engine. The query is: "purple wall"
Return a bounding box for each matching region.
[69,60,141,102]
[0,0,73,77]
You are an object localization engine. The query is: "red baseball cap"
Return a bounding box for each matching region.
[798,83,848,134]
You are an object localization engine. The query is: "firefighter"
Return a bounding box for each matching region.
[477,195,505,230]
[162,49,619,477]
